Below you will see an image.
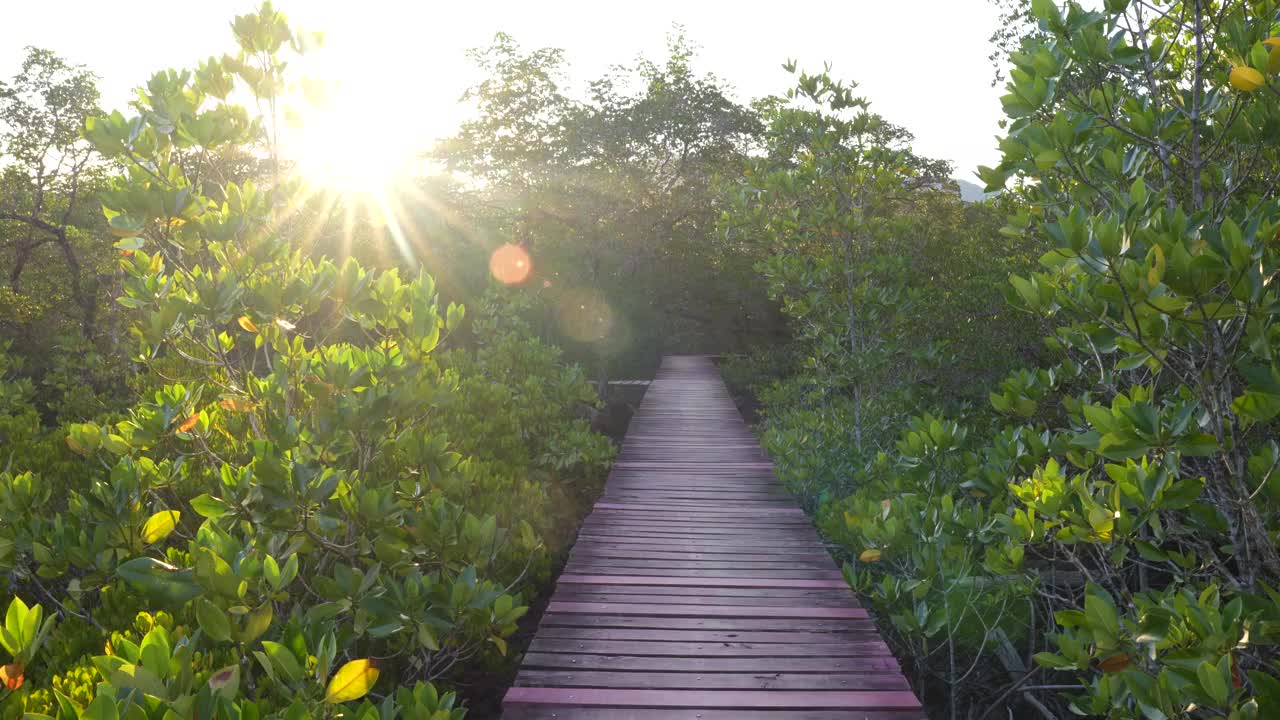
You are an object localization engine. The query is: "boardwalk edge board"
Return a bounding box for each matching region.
[501,356,924,719]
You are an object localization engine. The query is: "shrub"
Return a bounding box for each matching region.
[0,5,612,720]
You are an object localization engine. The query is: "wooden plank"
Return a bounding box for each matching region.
[570,538,829,548]
[518,653,905,673]
[569,549,834,562]
[505,708,925,720]
[550,584,861,600]
[513,670,912,691]
[592,502,805,514]
[527,639,893,657]
[533,627,879,643]
[537,614,873,632]
[503,688,923,709]
[557,574,850,589]
[547,602,868,619]
[574,536,828,548]
[566,559,838,571]
[550,593,860,608]
[558,568,847,579]
[501,356,918,718]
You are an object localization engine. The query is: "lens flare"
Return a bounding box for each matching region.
[557,288,614,343]
[489,244,532,285]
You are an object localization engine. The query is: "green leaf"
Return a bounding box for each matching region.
[85,695,119,720]
[195,598,232,642]
[1197,659,1229,705]
[1031,0,1062,24]
[1098,432,1150,460]
[1129,177,1148,206]
[1233,390,1280,424]
[237,602,273,644]
[0,626,18,658]
[279,554,299,589]
[1249,669,1280,714]
[1084,587,1120,645]
[1135,609,1172,645]
[190,494,230,519]
[138,625,171,679]
[95,659,168,699]
[1176,433,1219,457]
[1033,651,1076,669]
[284,702,310,720]
[4,596,28,651]
[108,215,144,239]
[1134,541,1167,563]
[445,302,465,332]
[117,557,202,605]
[263,556,281,588]
[261,641,303,683]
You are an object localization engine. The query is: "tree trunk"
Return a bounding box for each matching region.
[54,233,96,337]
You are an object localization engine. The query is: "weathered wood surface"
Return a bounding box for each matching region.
[502,355,924,719]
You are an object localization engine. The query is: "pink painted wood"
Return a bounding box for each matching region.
[504,688,924,709]
[501,355,924,719]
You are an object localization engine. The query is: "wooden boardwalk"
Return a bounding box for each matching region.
[502,356,924,719]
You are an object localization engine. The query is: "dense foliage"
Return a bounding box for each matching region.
[0,5,612,720]
[436,32,783,382]
[726,1,1280,718]
[721,68,1046,508]
[0,48,132,424]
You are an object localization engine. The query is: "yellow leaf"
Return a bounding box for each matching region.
[219,397,257,413]
[490,635,508,656]
[1147,244,1166,286]
[325,659,379,704]
[881,499,892,518]
[859,549,882,563]
[177,414,200,433]
[142,510,180,545]
[65,435,87,455]
[1230,66,1265,92]
[1263,37,1280,48]
[237,316,259,333]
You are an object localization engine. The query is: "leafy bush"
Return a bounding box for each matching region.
[737,2,1280,718]
[721,67,1044,509]
[433,290,615,574]
[0,5,612,720]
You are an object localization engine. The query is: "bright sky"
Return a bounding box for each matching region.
[2,0,1007,182]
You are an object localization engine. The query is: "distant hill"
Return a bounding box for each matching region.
[955,178,998,203]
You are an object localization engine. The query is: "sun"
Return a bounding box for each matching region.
[287,84,415,195]
[275,9,469,198]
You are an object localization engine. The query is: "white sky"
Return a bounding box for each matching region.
[2,0,1008,182]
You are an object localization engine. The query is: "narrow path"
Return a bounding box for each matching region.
[502,355,925,719]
